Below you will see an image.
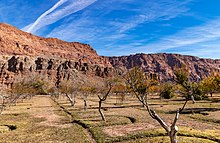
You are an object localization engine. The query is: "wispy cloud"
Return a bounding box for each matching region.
[95,16,220,58]
[138,18,220,53]
[25,0,67,33]
[172,42,220,59]
[0,0,56,28]
[46,0,191,45]
[23,0,97,33]
[117,0,192,33]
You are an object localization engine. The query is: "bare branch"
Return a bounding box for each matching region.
[171,110,179,129]
[150,110,170,133]
[179,99,188,113]
[98,94,101,100]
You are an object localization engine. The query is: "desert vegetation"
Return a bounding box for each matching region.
[0,67,219,143]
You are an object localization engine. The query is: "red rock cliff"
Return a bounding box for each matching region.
[108,53,220,81]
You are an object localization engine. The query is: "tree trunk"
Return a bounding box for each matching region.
[73,95,76,107]
[65,94,74,106]
[99,100,105,121]
[115,92,118,104]
[210,92,213,97]
[169,123,178,143]
[84,99,87,111]
[0,96,4,114]
[169,133,178,143]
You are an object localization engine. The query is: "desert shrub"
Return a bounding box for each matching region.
[160,83,175,99]
[160,89,175,99]
[192,83,208,100]
[30,80,47,95]
[200,74,220,96]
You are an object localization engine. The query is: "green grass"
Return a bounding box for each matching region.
[178,127,220,142]
[120,136,217,143]
[190,114,220,124]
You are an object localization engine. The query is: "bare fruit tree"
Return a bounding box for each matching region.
[9,79,38,105]
[125,67,196,143]
[59,81,76,106]
[0,94,5,114]
[97,80,113,121]
[112,79,127,105]
[80,86,96,111]
[0,74,50,114]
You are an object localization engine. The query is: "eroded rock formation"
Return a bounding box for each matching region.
[0,55,113,88]
[0,23,111,67]
[0,23,114,88]
[108,53,220,81]
[0,23,219,88]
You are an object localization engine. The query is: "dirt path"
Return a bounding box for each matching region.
[53,98,97,143]
[28,95,70,128]
[104,123,156,137]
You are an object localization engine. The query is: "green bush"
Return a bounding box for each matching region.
[31,80,47,95]
[160,90,175,99]
[192,83,208,100]
[160,83,175,99]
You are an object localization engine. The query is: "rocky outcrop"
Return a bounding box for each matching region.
[0,23,111,67]
[0,55,113,88]
[108,53,220,81]
[0,23,114,88]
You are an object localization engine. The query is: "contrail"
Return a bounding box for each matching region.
[26,0,67,33]
[24,0,97,33]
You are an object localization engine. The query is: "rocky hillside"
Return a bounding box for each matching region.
[0,23,219,88]
[0,23,113,88]
[108,53,220,81]
[0,23,110,67]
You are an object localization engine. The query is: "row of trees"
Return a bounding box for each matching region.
[124,67,219,143]
[2,67,218,117]
[1,66,219,143]
[0,74,49,114]
[55,67,219,143]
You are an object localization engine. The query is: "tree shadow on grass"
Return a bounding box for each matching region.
[168,108,220,114]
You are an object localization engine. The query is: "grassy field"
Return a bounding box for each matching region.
[0,96,91,143]
[0,94,219,143]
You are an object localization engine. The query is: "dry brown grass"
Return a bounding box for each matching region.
[0,95,91,143]
[55,93,220,142]
[0,93,219,143]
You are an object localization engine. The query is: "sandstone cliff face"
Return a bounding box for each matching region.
[0,23,111,67]
[0,54,113,88]
[108,53,220,81]
[0,23,113,88]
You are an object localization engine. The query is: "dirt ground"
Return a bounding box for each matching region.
[0,94,219,143]
[104,123,155,137]
[27,95,71,128]
[0,95,91,143]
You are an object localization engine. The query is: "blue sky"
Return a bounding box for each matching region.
[0,0,220,59]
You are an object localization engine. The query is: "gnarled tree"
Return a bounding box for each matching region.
[125,67,196,143]
[97,80,113,121]
[59,81,76,106]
